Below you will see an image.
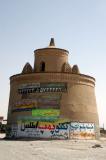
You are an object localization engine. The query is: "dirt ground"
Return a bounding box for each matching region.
[0,134,106,160]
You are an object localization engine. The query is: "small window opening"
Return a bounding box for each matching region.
[40,62,45,72]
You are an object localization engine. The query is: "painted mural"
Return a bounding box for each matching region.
[70,122,95,139]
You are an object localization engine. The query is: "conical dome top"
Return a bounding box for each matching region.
[48,38,55,48]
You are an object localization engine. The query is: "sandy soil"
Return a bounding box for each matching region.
[0,134,106,160]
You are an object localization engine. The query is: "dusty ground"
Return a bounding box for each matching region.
[0,134,106,160]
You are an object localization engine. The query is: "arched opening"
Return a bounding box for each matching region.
[40,61,45,72]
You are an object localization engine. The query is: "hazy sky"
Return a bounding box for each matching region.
[0,0,106,128]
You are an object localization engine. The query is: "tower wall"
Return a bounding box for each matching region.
[34,48,68,72]
[7,72,100,139]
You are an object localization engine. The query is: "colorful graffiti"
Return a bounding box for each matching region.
[18,82,67,94]
[32,109,60,117]
[15,100,37,108]
[6,120,95,140]
[12,94,61,112]
[12,99,38,112]
[8,120,69,139]
[70,122,95,139]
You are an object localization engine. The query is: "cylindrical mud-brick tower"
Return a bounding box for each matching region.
[7,38,100,139]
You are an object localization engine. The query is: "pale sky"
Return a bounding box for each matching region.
[0,0,106,128]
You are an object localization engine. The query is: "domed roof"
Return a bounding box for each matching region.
[22,62,33,74]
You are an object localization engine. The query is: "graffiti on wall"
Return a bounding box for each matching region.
[32,109,60,118]
[15,100,37,108]
[12,99,38,112]
[9,120,70,139]
[12,94,61,112]
[70,122,95,139]
[7,121,95,139]
[18,83,67,94]
[6,124,18,138]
